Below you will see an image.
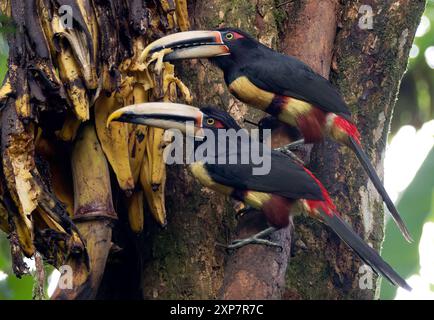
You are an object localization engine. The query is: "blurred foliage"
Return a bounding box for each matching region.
[0,234,34,300]
[0,14,15,35]
[391,0,434,135]
[381,145,434,299]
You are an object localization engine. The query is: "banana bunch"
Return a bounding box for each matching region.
[0,0,191,298]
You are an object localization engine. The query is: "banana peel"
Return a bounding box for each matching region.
[95,94,135,193]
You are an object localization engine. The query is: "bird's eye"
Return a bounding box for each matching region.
[207,118,215,125]
[225,33,234,40]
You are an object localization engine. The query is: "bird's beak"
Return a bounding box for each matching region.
[107,102,206,138]
[140,30,229,62]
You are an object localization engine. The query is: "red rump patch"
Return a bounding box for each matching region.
[262,195,294,228]
[334,116,361,145]
[297,108,327,143]
[302,168,336,217]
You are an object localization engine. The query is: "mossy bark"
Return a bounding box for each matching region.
[284,0,425,299]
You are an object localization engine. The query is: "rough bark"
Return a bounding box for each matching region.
[283,0,425,299]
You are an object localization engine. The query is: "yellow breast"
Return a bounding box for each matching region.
[228,76,313,126]
[189,162,234,196]
[190,162,272,210]
[244,191,272,209]
[228,76,274,110]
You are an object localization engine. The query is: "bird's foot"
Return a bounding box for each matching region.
[219,227,282,251]
[275,139,305,165]
[227,237,282,251]
[284,139,305,150]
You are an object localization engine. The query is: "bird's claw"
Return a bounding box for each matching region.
[223,236,282,251]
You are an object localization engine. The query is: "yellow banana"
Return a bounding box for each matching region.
[127,85,149,183]
[56,42,90,121]
[175,0,190,31]
[149,127,167,188]
[95,94,135,192]
[75,0,99,89]
[140,134,167,227]
[127,190,145,233]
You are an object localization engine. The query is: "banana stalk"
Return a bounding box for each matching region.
[52,124,116,300]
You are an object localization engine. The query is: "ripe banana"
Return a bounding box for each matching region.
[127,190,145,233]
[126,84,149,183]
[95,94,135,193]
[140,131,167,227]
[149,127,167,189]
[75,0,99,89]
[175,0,190,31]
[55,42,90,122]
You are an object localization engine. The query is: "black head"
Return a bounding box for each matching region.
[209,28,261,70]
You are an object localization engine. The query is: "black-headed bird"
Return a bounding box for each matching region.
[139,28,412,243]
[107,102,411,291]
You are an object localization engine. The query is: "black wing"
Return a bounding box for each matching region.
[205,149,323,201]
[240,51,351,119]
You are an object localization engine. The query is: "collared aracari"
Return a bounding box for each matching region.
[107,102,411,290]
[139,28,412,243]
